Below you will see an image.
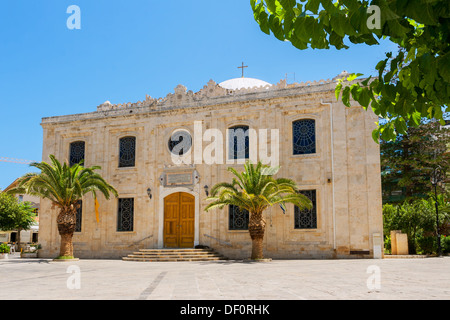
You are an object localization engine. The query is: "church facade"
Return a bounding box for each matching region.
[39,73,383,259]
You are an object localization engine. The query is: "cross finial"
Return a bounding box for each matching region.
[237,62,248,78]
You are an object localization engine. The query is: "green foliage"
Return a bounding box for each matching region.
[7,155,118,209]
[384,234,391,253]
[416,235,436,254]
[205,161,312,214]
[382,194,450,254]
[251,0,450,141]
[54,255,75,260]
[381,120,450,203]
[0,193,36,232]
[0,243,9,254]
[442,235,450,253]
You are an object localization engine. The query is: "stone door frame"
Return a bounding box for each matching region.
[157,186,200,249]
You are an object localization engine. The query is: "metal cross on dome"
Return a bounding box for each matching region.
[237,62,248,78]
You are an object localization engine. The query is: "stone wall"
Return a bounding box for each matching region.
[39,78,383,259]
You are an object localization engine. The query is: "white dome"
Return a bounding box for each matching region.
[219,77,272,90]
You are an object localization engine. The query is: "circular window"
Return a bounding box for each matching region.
[168,130,192,156]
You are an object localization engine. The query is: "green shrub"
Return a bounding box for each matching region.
[416,236,435,255]
[0,243,9,254]
[384,235,391,254]
[383,194,450,255]
[442,235,450,254]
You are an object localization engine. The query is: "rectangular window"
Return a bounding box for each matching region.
[75,200,82,232]
[229,205,249,230]
[294,190,317,229]
[117,198,134,232]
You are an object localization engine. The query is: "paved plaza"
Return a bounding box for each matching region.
[1,255,449,300]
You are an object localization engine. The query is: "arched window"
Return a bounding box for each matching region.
[119,137,136,168]
[228,125,249,160]
[69,141,85,166]
[293,119,316,155]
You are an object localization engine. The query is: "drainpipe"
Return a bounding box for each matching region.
[321,99,336,251]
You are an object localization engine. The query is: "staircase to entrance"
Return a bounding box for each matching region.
[122,248,228,262]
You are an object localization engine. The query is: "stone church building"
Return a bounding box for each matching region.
[39,72,383,259]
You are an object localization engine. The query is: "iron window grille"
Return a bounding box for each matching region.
[294,190,317,229]
[168,130,192,156]
[117,198,134,232]
[293,119,316,155]
[228,125,249,160]
[69,141,85,166]
[119,137,136,168]
[229,205,249,230]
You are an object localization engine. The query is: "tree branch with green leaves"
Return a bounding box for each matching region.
[251,0,450,141]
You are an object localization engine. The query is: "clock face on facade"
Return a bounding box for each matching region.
[168,130,192,156]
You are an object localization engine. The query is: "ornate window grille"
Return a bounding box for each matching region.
[293,119,316,155]
[168,130,192,156]
[229,205,249,230]
[75,200,82,232]
[294,190,317,229]
[69,141,85,166]
[119,137,136,168]
[228,125,249,160]
[117,198,134,232]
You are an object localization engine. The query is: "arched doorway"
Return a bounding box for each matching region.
[163,192,195,248]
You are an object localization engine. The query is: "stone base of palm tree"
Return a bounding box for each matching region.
[51,257,80,262]
[243,258,272,262]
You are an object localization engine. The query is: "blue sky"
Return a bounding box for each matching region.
[0,0,397,190]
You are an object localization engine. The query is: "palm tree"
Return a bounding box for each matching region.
[7,155,118,258]
[205,161,312,260]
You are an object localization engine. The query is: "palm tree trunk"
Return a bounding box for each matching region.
[59,233,74,257]
[56,205,77,257]
[248,211,266,260]
[16,228,22,252]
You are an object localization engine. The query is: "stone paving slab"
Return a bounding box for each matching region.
[0,254,449,300]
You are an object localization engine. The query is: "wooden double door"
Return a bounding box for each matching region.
[163,192,195,248]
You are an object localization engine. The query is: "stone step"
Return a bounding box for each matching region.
[122,248,228,262]
[131,250,218,254]
[128,253,223,257]
[130,253,223,258]
[137,249,215,253]
[122,256,225,262]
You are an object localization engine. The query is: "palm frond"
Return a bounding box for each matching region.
[10,155,117,207]
[206,160,310,215]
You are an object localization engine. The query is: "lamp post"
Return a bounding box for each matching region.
[430,165,444,257]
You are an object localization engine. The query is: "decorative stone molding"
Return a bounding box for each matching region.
[94,74,343,113]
